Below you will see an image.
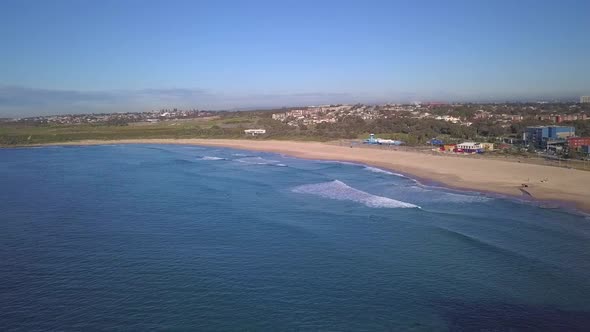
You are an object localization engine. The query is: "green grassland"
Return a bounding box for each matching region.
[0,115,331,146]
[0,117,238,145]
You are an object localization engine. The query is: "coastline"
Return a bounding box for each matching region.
[7,138,590,213]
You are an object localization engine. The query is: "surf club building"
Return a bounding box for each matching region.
[455,142,484,153]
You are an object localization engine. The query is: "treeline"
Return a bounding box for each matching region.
[253,116,590,144]
[223,114,590,145]
[255,117,520,144]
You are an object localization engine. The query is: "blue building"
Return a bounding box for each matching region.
[363,134,403,145]
[525,126,575,148]
[525,127,548,147]
[548,126,575,140]
[428,138,444,146]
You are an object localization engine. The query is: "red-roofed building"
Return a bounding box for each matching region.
[567,137,590,150]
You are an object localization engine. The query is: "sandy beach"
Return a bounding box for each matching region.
[29,138,590,212]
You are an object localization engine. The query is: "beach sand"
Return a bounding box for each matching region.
[34,139,590,212]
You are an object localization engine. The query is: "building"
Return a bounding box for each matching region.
[525,126,575,148]
[456,142,483,153]
[244,129,266,136]
[363,134,403,145]
[480,142,494,151]
[442,144,456,152]
[428,138,444,146]
[525,126,548,147]
[271,113,287,121]
[548,126,575,139]
[580,96,590,103]
[556,114,588,123]
[567,137,590,150]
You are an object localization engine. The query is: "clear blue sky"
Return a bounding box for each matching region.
[1,0,589,116]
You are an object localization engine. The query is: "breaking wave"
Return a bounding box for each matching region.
[200,156,225,161]
[236,157,280,165]
[363,166,406,178]
[292,180,419,209]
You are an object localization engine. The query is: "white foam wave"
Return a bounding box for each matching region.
[200,156,225,160]
[292,180,419,209]
[276,163,287,167]
[364,166,406,178]
[236,157,279,165]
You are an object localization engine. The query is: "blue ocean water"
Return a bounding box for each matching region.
[1,144,590,331]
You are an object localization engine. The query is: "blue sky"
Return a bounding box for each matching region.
[1,0,589,116]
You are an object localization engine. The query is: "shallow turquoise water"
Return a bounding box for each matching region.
[1,144,590,330]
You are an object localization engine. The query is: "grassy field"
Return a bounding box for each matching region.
[0,117,254,145]
[0,115,333,145]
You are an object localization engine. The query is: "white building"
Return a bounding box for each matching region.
[457,142,483,152]
[581,96,590,103]
[435,115,461,123]
[244,129,266,136]
[272,113,287,121]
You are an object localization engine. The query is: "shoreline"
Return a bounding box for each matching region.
[326,158,579,214]
[5,138,590,213]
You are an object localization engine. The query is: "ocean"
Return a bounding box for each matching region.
[1,144,590,331]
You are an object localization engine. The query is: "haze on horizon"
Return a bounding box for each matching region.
[1,0,589,117]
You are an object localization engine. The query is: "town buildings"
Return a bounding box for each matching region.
[269,103,588,131]
[525,126,576,148]
[11,109,212,125]
[580,96,590,103]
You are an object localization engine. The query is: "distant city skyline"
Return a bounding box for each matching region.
[1,0,589,116]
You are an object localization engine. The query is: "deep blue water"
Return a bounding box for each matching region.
[1,144,590,331]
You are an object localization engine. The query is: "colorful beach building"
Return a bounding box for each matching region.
[455,142,484,153]
[442,144,456,152]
